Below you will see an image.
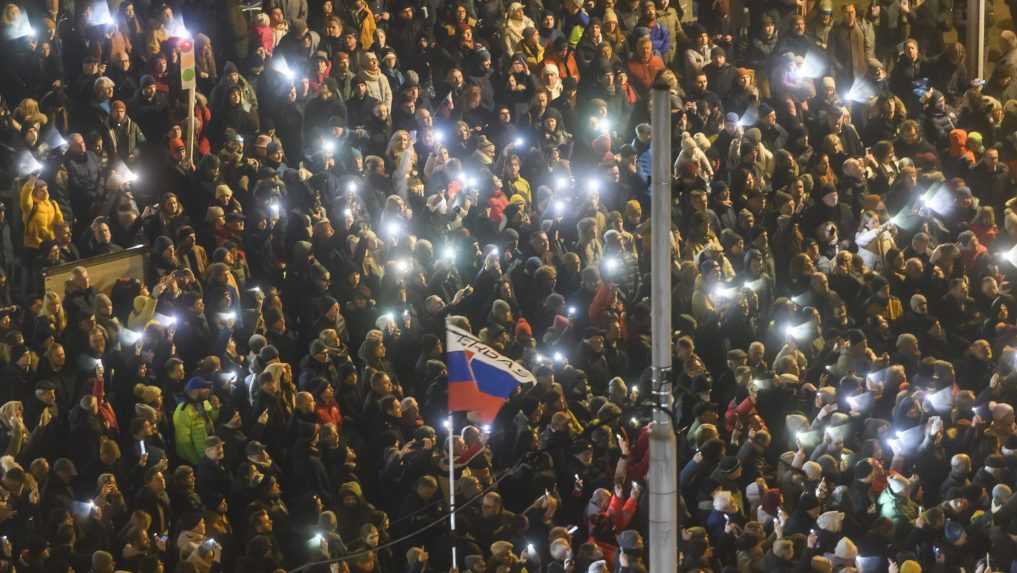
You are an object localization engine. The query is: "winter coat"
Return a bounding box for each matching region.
[172,398,221,465]
[19,178,64,249]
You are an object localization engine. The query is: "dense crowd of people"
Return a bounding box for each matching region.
[0,0,1016,571]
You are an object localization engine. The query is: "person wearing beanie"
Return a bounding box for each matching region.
[811,555,834,573]
[196,435,231,507]
[940,453,972,498]
[803,460,824,482]
[785,492,822,536]
[993,483,1014,515]
[815,510,845,552]
[405,546,429,573]
[830,536,857,567]
[172,377,219,466]
[879,473,919,529]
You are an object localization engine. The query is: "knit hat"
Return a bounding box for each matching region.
[899,561,922,573]
[549,538,571,560]
[746,481,764,505]
[803,461,823,481]
[817,511,845,533]
[993,402,1014,421]
[944,519,965,543]
[185,377,211,392]
[259,345,280,364]
[515,318,533,338]
[617,530,641,550]
[811,556,833,573]
[490,541,513,558]
[887,474,910,495]
[993,484,1012,512]
[406,547,426,565]
[834,537,858,561]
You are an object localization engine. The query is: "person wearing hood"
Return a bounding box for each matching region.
[503,3,535,55]
[19,176,64,254]
[943,129,976,180]
[358,52,392,110]
[921,90,957,151]
[335,480,382,544]
[878,473,919,536]
[210,84,260,149]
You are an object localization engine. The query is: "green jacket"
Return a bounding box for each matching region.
[877,487,918,538]
[173,399,220,465]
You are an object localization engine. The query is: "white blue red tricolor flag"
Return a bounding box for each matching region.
[447,320,535,422]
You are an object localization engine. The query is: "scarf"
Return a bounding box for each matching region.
[504,14,533,50]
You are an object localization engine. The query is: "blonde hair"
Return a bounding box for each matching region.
[39,290,68,335]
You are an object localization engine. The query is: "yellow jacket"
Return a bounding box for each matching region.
[19,177,63,249]
[520,41,544,72]
[354,8,377,50]
[507,176,532,204]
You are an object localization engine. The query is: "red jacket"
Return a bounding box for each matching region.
[315,402,342,429]
[626,55,665,95]
[541,52,580,82]
[587,494,638,568]
[487,190,509,223]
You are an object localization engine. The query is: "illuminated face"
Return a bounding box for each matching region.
[904,42,919,61]
[843,5,856,25]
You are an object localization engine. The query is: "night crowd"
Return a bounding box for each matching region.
[1,0,1017,571]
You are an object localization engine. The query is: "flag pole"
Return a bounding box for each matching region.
[187,87,196,165]
[447,415,457,568]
